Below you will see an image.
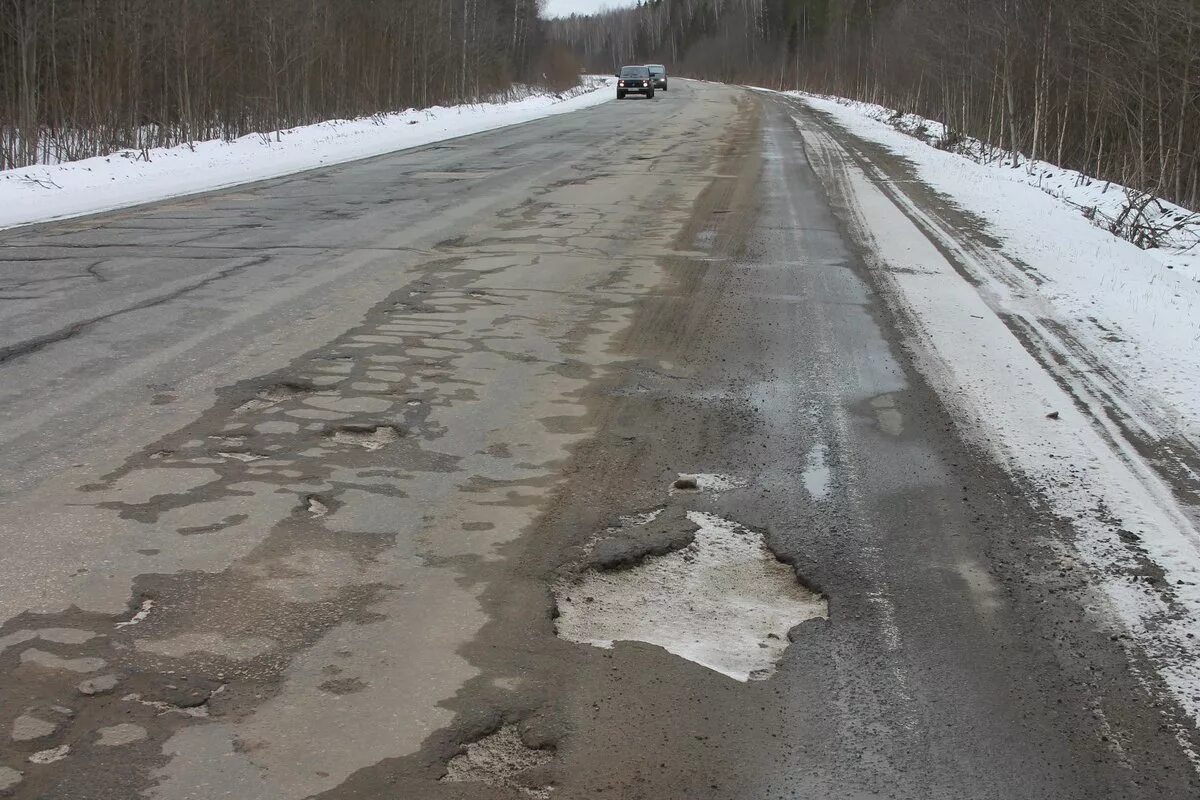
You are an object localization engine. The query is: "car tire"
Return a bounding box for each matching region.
[617,91,626,99]
[647,89,655,99]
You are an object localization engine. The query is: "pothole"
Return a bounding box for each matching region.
[216,451,268,463]
[305,495,329,517]
[619,508,663,527]
[115,599,155,629]
[441,725,553,798]
[209,435,247,448]
[121,692,209,718]
[585,507,695,570]
[869,394,904,436]
[802,443,832,500]
[556,511,827,681]
[670,473,745,493]
[324,425,403,450]
[28,745,70,764]
[235,382,310,414]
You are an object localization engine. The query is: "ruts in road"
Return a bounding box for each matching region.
[0,80,1197,799]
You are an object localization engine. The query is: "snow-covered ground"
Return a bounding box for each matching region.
[788,93,1200,440]
[0,78,615,231]
[779,91,1200,746]
[811,98,1200,265]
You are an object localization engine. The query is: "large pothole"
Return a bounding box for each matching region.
[555,511,827,681]
[441,725,553,798]
[323,424,403,450]
[235,382,311,413]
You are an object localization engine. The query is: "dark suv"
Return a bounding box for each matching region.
[617,66,655,99]
[647,64,668,91]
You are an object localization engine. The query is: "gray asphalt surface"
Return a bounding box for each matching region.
[0,80,1197,799]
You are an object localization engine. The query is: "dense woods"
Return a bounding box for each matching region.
[4,0,1197,211]
[0,0,563,169]
[549,0,1200,210]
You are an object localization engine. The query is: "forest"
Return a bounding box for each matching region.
[0,0,564,169]
[3,0,1197,211]
[548,0,1200,210]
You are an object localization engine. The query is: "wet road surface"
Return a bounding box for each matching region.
[1,81,1197,799]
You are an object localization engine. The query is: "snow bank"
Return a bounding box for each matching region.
[813,98,1199,262]
[0,78,615,231]
[777,91,1200,446]
[789,97,1200,741]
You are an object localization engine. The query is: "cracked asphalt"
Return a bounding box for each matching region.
[1,80,1197,799]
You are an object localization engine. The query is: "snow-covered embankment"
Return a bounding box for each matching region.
[0,78,615,231]
[780,90,1200,746]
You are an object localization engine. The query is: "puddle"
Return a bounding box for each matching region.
[802,443,831,500]
[441,725,552,798]
[556,512,827,681]
[870,394,904,436]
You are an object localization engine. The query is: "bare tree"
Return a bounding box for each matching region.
[0,0,575,170]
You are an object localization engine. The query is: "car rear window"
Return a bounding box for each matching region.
[621,67,649,78]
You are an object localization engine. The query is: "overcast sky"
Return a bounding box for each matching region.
[542,0,638,18]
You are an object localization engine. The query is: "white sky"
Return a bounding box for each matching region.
[542,0,638,17]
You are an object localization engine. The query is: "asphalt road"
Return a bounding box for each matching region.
[1,80,1197,799]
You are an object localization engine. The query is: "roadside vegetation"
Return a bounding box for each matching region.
[0,0,580,169]
[548,0,1200,211]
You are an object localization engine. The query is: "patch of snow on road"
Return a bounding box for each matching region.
[0,78,616,231]
[555,511,827,682]
[115,599,155,629]
[794,93,1199,270]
